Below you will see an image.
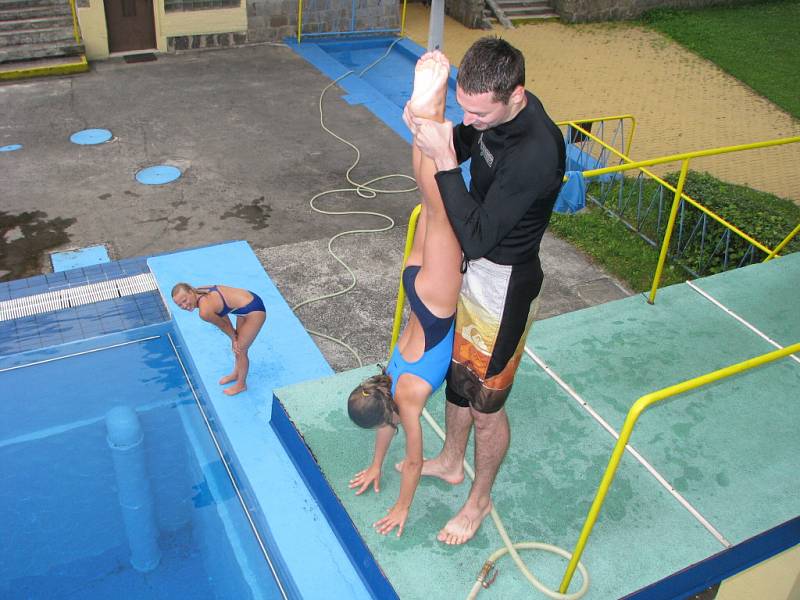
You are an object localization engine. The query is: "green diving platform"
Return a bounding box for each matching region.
[272,252,800,599]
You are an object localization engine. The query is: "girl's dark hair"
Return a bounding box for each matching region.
[347,370,397,429]
[456,36,525,104]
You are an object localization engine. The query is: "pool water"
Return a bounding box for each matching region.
[0,333,282,599]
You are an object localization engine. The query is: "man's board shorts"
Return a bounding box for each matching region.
[446,257,542,414]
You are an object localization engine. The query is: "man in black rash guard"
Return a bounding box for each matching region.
[405,36,565,545]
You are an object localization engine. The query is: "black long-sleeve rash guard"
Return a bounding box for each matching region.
[434,91,565,266]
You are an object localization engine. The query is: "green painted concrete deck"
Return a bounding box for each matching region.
[274,252,799,599]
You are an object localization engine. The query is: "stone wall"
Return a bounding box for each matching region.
[441,0,757,27]
[551,0,757,23]
[167,32,248,51]
[444,0,485,29]
[247,0,399,42]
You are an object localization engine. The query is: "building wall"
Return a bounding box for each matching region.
[77,0,111,59]
[78,0,398,59]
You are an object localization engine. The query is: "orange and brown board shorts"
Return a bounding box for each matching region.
[445,257,541,413]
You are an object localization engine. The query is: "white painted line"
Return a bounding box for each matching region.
[523,346,731,548]
[686,280,800,365]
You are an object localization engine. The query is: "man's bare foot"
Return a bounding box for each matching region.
[437,500,493,545]
[408,51,450,122]
[219,373,237,385]
[223,382,247,396]
[394,455,464,485]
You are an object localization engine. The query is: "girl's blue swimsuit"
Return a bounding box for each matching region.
[203,286,265,317]
[386,265,455,396]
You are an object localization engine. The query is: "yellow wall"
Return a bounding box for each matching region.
[77,0,110,60]
[77,0,246,59]
[717,544,800,600]
[154,5,247,52]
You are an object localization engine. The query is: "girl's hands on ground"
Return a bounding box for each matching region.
[373,503,409,537]
[349,465,382,495]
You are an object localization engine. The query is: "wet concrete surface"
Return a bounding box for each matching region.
[1,44,632,370]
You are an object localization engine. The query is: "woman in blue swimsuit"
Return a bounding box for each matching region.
[171,283,266,396]
[347,51,463,538]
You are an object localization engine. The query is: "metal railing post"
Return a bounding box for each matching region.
[389,204,421,355]
[297,0,303,42]
[765,223,800,261]
[648,159,690,304]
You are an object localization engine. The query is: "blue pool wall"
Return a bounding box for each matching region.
[0,319,277,598]
[148,240,381,599]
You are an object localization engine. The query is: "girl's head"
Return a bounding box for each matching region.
[348,370,397,429]
[171,282,203,311]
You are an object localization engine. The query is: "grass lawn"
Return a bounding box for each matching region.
[549,171,800,293]
[643,0,800,119]
[549,206,686,293]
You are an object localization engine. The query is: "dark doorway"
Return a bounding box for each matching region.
[104,0,156,53]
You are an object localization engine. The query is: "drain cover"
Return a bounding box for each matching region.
[135,165,182,185]
[70,128,113,145]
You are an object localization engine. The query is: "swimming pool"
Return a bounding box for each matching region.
[0,328,284,599]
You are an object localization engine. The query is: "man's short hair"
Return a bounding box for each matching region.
[456,36,525,104]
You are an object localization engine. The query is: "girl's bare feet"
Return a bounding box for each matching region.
[408,51,450,122]
[219,373,237,385]
[223,382,247,396]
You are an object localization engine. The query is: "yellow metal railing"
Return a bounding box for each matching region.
[559,341,800,593]
[389,203,421,354]
[390,115,633,352]
[68,0,81,43]
[563,135,800,303]
[556,114,637,158]
[391,124,799,334]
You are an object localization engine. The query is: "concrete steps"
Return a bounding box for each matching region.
[0,0,84,66]
[482,0,558,26]
[0,15,73,31]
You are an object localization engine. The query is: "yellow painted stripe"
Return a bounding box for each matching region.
[0,56,89,81]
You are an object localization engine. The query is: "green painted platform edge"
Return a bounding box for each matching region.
[272,364,726,600]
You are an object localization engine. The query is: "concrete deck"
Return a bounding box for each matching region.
[274,252,800,598]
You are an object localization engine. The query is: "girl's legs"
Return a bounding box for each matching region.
[411,53,462,315]
[223,311,266,396]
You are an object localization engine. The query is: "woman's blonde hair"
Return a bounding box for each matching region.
[347,369,396,429]
[171,282,208,299]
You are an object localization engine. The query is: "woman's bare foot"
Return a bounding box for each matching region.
[223,382,247,396]
[395,455,464,485]
[219,373,237,385]
[437,499,493,545]
[408,51,450,122]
